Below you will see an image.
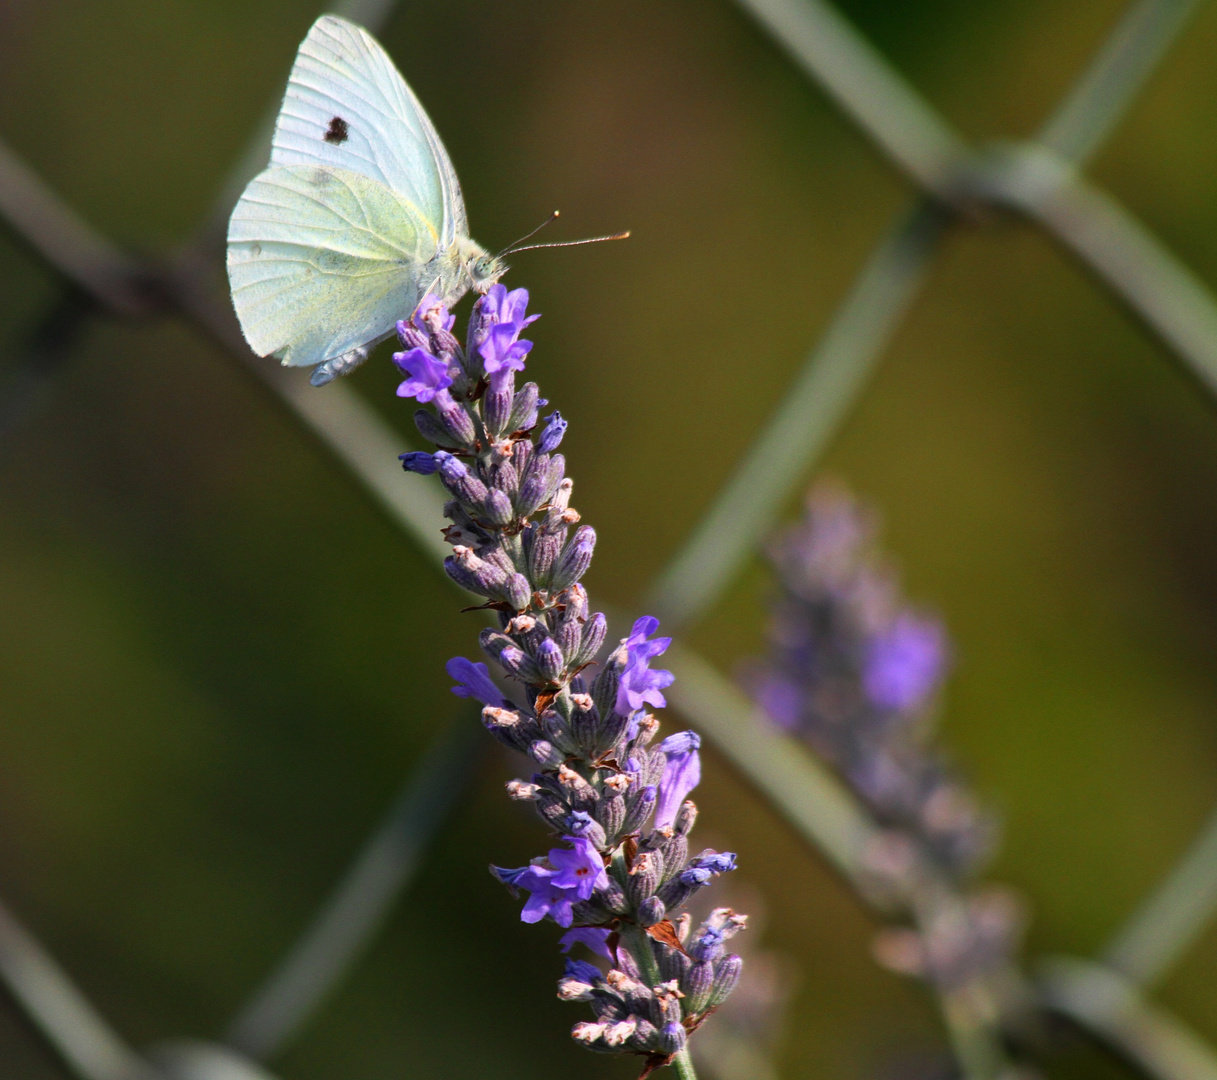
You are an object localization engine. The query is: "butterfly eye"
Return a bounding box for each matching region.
[471,256,498,283]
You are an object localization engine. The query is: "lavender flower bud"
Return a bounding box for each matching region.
[555,611,583,663]
[593,793,625,836]
[529,740,564,768]
[599,877,630,915]
[435,453,489,507]
[590,662,622,723]
[602,1018,638,1048]
[634,714,661,748]
[659,944,692,984]
[481,544,516,578]
[517,454,562,517]
[605,970,653,1017]
[396,319,428,350]
[535,638,566,683]
[493,459,520,501]
[484,381,514,435]
[689,925,726,963]
[564,810,607,850]
[505,613,543,649]
[506,381,541,433]
[544,473,573,524]
[558,975,597,1002]
[571,1021,611,1049]
[506,779,540,800]
[657,834,688,885]
[479,628,516,663]
[399,451,438,474]
[632,748,667,788]
[540,710,580,757]
[557,763,599,811]
[535,793,570,829]
[589,993,628,1022]
[502,573,533,612]
[674,800,698,837]
[571,612,608,670]
[435,400,476,445]
[482,488,514,527]
[681,961,715,1014]
[442,500,487,547]
[528,527,565,585]
[637,896,666,928]
[602,773,632,797]
[445,547,506,598]
[538,411,568,454]
[621,786,657,834]
[653,982,684,1026]
[562,583,590,621]
[482,706,531,753]
[569,694,600,751]
[499,645,542,682]
[627,850,663,905]
[657,877,698,911]
[628,1018,659,1052]
[593,706,632,758]
[689,851,737,875]
[707,955,743,1010]
[657,1021,687,1056]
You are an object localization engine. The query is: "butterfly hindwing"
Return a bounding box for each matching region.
[270,15,464,247]
[227,164,438,366]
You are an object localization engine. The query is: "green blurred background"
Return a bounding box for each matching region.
[1,0,1216,1077]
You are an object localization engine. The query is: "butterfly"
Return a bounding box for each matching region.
[226,15,505,386]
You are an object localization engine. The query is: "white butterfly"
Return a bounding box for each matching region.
[226,15,505,386]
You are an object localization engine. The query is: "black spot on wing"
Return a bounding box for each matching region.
[324,116,349,144]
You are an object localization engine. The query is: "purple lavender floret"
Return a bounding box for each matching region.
[864,612,948,713]
[446,657,504,707]
[538,411,567,454]
[393,347,453,405]
[395,287,743,1069]
[616,617,675,715]
[399,451,438,475]
[654,731,701,829]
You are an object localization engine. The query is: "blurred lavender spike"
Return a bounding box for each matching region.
[744,484,1028,1078]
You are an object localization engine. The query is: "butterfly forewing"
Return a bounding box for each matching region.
[228,165,437,365]
[271,15,464,247]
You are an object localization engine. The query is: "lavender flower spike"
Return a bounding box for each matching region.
[398,282,744,1072]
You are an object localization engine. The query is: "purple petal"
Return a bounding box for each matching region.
[446,657,503,706]
[560,927,613,960]
[654,733,701,828]
[863,613,947,712]
[394,347,453,403]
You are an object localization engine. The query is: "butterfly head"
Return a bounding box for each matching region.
[468,251,507,293]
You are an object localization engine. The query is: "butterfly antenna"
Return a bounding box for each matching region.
[498,211,561,258]
[509,231,630,255]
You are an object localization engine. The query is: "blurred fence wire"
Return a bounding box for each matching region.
[2,0,1217,1078]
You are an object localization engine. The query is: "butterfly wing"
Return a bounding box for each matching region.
[227,164,437,366]
[270,15,466,248]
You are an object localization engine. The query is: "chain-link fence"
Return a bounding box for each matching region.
[1,1,1216,1078]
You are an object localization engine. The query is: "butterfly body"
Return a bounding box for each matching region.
[227,16,504,385]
